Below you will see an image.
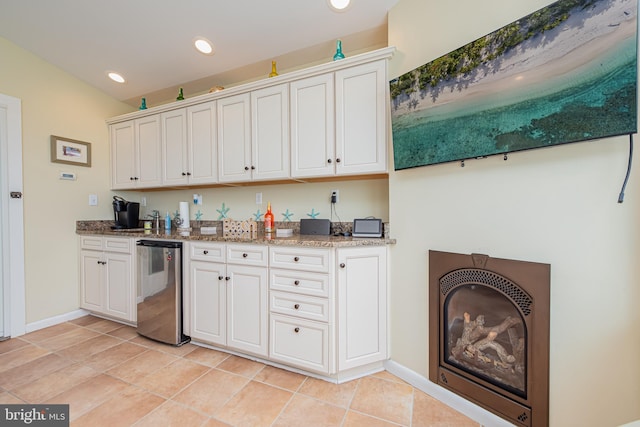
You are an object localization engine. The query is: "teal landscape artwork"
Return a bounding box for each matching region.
[390,0,638,170]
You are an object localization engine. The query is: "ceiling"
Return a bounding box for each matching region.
[0,0,399,105]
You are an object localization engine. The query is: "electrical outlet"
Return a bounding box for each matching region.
[141,196,147,206]
[331,189,339,203]
[256,192,262,204]
[88,194,98,206]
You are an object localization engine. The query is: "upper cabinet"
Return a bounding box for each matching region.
[111,116,162,189]
[108,47,394,190]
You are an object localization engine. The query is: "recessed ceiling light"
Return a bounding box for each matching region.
[194,37,215,55]
[107,72,125,83]
[328,0,351,11]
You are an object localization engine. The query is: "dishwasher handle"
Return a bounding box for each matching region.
[137,240,182,249]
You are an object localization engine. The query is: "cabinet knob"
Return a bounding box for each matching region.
[218,275,224,280]
[187,172,191,176]
[336,158,341,163]
[327,159,332,164]
[251,166,255,170]
[225,276,230,281]
[293,257,299,262]
[340,263,346,268]
[182,172,186,176]
[294,280,300,286]
[244,166,249,171]
[203,250,209,255]
[294,304,300,310]
[130,177,135,181]
[242,253,248,258]
[294,327,300,333]
[134,177,139,180]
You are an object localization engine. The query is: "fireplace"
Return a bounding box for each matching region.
[428,251,550,427]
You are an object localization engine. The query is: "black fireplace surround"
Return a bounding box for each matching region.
[429,250,550,427]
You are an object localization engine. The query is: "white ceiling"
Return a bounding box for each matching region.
[0,0,398,103]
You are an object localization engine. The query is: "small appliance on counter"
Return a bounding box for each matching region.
[300,218,331,235]
[111,195,140,229]
[352,218,383,238]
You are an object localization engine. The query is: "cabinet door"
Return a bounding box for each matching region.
[337,246,388,370]
[110,121,136,190]
[251,84,289,181]
[190,261,226,346]
[162,109,188,186]
[218,93,251,183]
[270,313,329,374]
[104,252,134,322]
[135,115,162,188]
[335,60,387,175]
[187,101,218,184]
[80,250,103,312]
[290,74,335,178]
[226,264,268,356]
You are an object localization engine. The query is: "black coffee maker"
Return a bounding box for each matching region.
[112,196,140,229]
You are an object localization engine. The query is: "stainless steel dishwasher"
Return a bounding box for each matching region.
[136,240,190,346]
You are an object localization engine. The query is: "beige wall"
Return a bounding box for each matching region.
[388,1,640,426]
[0,37,134,323]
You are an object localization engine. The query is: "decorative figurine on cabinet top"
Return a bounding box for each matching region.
[176,88,184,100]
[139,97,147,110]
[333,40,345,61]
[269,61,278,78]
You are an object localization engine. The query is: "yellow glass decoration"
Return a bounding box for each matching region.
[269,61,278,78]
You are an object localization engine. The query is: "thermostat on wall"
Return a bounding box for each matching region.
[59,172,76,180]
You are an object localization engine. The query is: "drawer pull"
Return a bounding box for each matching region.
[294,327,300,333]
[242,253,248,258]
[203,250,209,255]
[340,263,346,268]
[294,280,300,286]
[294,304,300,310]
[294,256,299,262]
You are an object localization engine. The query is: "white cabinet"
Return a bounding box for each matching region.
[79,236,135,322]
[162,102,218,186]
[110,116,162,189]
[291,59,388,179]
[188,242,268,357]
[218,85,289,183]
[337,246,388,370]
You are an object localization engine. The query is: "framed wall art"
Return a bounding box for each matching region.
[50,135,92,167]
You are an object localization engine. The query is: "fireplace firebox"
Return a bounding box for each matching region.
[429,251,550,427]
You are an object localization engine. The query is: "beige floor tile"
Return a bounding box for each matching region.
[56,334,122,361]
[0,343,50,374]
[69,315,104,327]
[11,363,98,403]
[72,385,165,427]
[0,353,71,390]
[45,374,130,420]
[106,349,178,383]
[82,341,147,372]
[135,400,210,427]
[136,358,209,398]
[38,327,100,351]
[254,366,307,392]
[0,391,25,404]
[273,393,346,427]
[298,377,359,408]
[411,389,480,427]
[184,346,230,367]
[203,418,234,427]
[21,322,80,344]
[371,370,409,385]
[106,325,138,340]
[130,335,198,357]
[0,337,30,355]
[173,369,249,416]
[82,318,124,334]
[350,376,414,426]
[216,355,265,378]
[214,381,293,427]
[343,410,403,427]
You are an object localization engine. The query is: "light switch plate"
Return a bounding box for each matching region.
[88,194,98,206]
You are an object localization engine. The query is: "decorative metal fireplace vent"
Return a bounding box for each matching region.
[429,251,550,427]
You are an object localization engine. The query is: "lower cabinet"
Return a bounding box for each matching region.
[79,236,135,323]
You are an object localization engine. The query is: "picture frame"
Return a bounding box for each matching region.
[50,135,91,167]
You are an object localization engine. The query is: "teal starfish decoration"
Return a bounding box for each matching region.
[253,209,264,221]
[216,202,230,220]
[281,209,294,222]
[306,208,320,219]
[173,210,180,219]
[195,210,203,220]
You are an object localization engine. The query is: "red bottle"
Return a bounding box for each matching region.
[264,202,274,233]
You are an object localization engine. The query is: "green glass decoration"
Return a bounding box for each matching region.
[269,61,278,78]
[139,97,147,110]
[176,88,184,100]
[333,40,345,61]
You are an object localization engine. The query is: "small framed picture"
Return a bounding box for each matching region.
[50,135,91,167]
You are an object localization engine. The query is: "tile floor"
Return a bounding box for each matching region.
[0,315,479,427]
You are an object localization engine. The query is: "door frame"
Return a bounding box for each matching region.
[0,93,26,337]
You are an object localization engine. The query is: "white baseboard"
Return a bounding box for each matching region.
[25,309,90,333]
[383,359,515,427]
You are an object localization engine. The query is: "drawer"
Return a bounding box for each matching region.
[270,314,329,374]
[270,291,329,322]
[80,235,103,250]
[227,244,268,267]
[104,237,132,253]
[269,247,331,273]
[270,269,330,298]
[190,242,226,263]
